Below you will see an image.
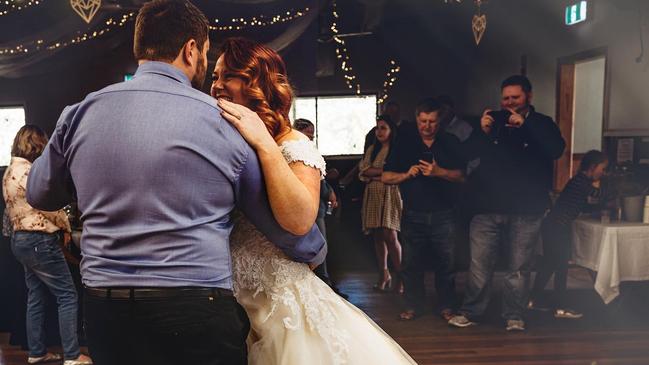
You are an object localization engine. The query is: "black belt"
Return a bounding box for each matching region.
[85,287,233,299]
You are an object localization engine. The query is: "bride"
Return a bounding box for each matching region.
[211,37,417,365]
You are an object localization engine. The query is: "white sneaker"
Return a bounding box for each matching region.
[554,308,583,319]
[64,355,93,365]
[506,319,526,331]
[28,353,62,364]
[448,314,476,328]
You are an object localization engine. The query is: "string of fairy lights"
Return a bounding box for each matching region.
[210,7,309,31]
[0,0,44,17]
[0,5,311,57]
[1,2,402,102]
[0,12,134,55]
[330,0,361,94]
[378,60,401,104]
[330,0,400,103]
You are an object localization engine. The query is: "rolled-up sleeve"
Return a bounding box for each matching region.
[26,105,77,211]
[235,145,327,265]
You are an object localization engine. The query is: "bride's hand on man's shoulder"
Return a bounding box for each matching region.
[218,98,276,150]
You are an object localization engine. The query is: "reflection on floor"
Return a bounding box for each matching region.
[2,269,649,365]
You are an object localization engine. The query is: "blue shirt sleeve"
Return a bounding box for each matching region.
[26,105,77,211]
[235,145,327,265]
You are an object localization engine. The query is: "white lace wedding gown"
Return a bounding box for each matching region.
[230,139,417,365]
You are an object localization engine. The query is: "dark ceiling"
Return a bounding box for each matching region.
[0,0,644,84]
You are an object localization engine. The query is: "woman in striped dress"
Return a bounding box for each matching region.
[359,115,404,293]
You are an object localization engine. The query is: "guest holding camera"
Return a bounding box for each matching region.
[449,75,565,331]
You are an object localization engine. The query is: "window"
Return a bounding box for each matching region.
[1,106,26,166]
[290,95,377,156]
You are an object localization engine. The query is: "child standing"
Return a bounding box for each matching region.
[529,150,608,319]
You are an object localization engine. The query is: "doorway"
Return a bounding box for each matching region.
[555,48,608,191]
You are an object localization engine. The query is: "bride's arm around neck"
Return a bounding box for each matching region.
[256,130,320,235]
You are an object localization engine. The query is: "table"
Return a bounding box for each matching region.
[572,218,649,304]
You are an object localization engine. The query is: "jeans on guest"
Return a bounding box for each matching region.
[10,231,81,360]
[401,209,457,312]
[84,290,250,365]
[460,214,542,321]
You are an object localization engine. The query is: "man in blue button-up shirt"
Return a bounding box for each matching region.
[25,1,325,364]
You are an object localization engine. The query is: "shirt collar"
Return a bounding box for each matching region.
[134,61,192,86]
[11,156,30,165]
[524,105,536,119]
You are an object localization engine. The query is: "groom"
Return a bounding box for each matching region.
[25,1,326,364]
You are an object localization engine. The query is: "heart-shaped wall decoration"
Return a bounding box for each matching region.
[70,0,101,24]
[472,14,487,45]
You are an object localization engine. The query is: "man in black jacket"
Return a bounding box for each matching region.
[449,75,565,331]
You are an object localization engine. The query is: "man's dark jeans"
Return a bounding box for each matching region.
[401,209,457,313]
[84,290,250,365]
[460,214,543,321]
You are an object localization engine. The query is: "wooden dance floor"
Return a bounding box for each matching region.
[2,269,649,365]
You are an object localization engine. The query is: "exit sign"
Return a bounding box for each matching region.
[565,1,588,25]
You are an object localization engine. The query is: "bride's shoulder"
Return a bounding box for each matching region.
[276,129,309,145]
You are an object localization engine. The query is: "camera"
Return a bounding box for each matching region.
[487,110,512,126]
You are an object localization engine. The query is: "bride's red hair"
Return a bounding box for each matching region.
[218,37,293,139]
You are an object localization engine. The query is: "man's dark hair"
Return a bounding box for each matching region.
[134,0,210,62]
[579,150,608,172]
[293,118,314,131]
[501,75,532,93]
[415,97,442,116]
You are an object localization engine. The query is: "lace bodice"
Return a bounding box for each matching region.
[230,213,311,296]
[231,138,327,295]
[229,139,355,364]
[230,137,327,297]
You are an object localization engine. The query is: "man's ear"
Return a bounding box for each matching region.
[527,91,533,104]
[182,39,198,67]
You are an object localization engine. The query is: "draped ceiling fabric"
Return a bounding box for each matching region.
[0,0,318,79]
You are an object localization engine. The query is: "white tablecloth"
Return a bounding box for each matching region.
[572,218,649,304]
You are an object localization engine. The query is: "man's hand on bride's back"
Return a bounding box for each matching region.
[218,98,277,150]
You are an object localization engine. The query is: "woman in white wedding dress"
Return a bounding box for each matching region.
[211,37,417,365]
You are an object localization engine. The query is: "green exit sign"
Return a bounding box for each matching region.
[565,1,588,25]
